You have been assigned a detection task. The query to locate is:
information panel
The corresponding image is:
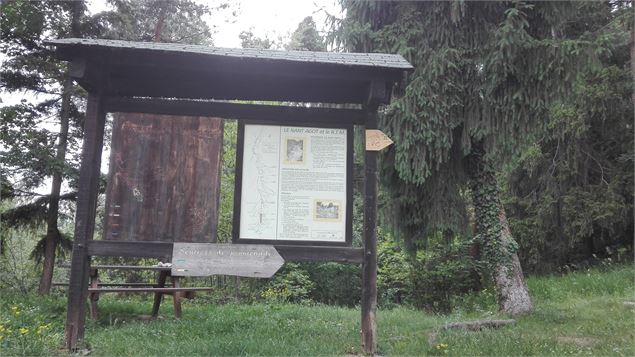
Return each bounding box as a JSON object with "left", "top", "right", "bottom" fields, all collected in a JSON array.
[{"left": 238, "top": 124, "right": 349, "bottom": 243}]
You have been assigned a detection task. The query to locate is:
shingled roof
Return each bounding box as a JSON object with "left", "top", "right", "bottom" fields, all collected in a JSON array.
[
  {"left": 47, "top": 38, "right": 413, "bottom": 104},
  {"left": 47, "top": 38, "right": 413, "bottom": 70}
]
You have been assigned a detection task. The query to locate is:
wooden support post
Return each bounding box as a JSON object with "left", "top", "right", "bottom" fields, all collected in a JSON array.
[
  {"left": 361, "top": 108, "right": 379, "bottom": 355},
  {"left": 172, "top": 275, "right": 182, "bottom": 319},
  {"left": 151, "top": 270, "right": 169, "bottom": 318},
  {"left": 65, "top": 92, "right": 106, "bottom": 350},
  {"left": 88, "top": 268, "right": 99, "bottom": 320}
]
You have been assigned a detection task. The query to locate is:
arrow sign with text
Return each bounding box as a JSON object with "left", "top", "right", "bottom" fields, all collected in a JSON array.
[
  {"left": 171, "top": 243, "right": 284, "bottom": 278},
  {"left": 365, "top": 129, "right": 394, "bottom": 151}
]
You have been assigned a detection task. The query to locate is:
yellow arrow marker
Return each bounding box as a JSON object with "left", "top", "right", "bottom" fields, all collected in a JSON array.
[{"left": 365, "top": 129, "right": 394, "bottom": 151}]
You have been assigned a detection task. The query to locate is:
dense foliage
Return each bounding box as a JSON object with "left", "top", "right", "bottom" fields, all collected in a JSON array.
[
  {"left": 1, "top": 0, "right": 93, "bottom": 294},
  {"left": 94, "top": 0, "right": 216, "bottom": 44},
  {"left": 0, "top": 0, "right": 632, "bottom": 315},
  {"left": 1, "top": 0, "right": 86, "bottom": 192},
  {"left": 287, "top": 16, "right": 326, "bottom": 51},
  {"left": 504, "top": 25, "right": 634, "bottom": 272},
  {"left": 331, "top": 0, "right": 632, "bottom": 283}
]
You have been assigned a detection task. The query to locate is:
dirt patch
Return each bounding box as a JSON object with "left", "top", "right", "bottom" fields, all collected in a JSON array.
[{"left": 557, "top": 336, "right": 599, "bottom": 347}]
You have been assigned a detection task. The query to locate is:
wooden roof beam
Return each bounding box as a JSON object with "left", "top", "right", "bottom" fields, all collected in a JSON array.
[{"left": 103, "top": 97, "right": 368, "bottom": 125}]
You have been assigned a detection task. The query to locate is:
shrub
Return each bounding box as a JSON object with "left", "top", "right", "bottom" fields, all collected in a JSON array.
[
  {"left": 307, "top": 262, "right": 361, "bottom": 306},
  {"left": 377, "top": 230, "right": 412, "bottom": 307},
  {"left": 261, "top": 263, "right": 315, "bottom": 303},
  {"left": 409, "top": 241, "right": 480, "bottom": 312},
  {"left": 0, "top": 226, "right": 43, "bottom": 293}
]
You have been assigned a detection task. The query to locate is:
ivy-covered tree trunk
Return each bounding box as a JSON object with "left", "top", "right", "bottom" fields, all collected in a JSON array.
[
  {"left": 468, "top": 143, "right": 532, "bottom": 315},
  {"left": 495, "top": 209, "right": 533, "bottom": 315},
  {"left": 38, "top": 1, "right": 82, "bottom": 295}
]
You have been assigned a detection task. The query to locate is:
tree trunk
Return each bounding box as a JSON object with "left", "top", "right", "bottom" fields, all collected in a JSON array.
[
  {"left": 153, "top": 2, "right": 168, "bottom": 42},
  {"left": 495, "top": 209, "right": 533, "bottom": 315},
  {"left": 443, "top": 228, "right": 453, "bottom": 246},
  {"left": 38, "top": 1, "right": 82, "bottom": 295},
  {"left": 468, "top": 142, "right": 533, "bottom": 315},
  {"left": 630, "top": 26, "right": 634, "bottom": 108},
  {"left": 38, "top": 74, "right": 73, "bottom": 295}
]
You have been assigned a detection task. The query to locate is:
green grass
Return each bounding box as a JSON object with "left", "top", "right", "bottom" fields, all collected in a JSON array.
[{"left": 1, "top": 264, "right": 633, "bottom": 356}]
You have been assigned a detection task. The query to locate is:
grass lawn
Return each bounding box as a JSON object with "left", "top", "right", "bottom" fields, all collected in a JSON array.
[{"left": 1, "top": 264, "right": 633, "bottom": 356}]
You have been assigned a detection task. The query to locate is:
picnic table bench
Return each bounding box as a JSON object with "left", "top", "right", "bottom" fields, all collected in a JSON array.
[{"left": 55, "top": 264, "right": 213, "bottom": 319}]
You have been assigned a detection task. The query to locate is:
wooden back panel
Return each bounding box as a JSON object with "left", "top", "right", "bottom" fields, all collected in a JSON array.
[{"left": 103, "top": 113, "right": 223, "bottom": 243}]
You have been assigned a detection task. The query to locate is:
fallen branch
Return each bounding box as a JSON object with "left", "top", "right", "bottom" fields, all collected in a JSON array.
[{"left": 444, "top": 319, "right": 515, "bottom": 331}]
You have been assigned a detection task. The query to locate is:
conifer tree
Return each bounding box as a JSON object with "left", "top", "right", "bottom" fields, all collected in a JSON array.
[
  {"left": 504, "top": 2, "right": 634, "bottom": 272},
  {"left": 95, "top": 0, "right": 215, "bottom": 44},
  {"left": 333, "top": 0, "right": 626, "bottom": 314},
  {"left": 1, "top": 0, "right": 90, "bottom": 294},
  {"left": 239, "top": 30, "right": 275, "bottom": 49},
  {"left": 287, "top": 16, "right": 326, "bottom": 51}
]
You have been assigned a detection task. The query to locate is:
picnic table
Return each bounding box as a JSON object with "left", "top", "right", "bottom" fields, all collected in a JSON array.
[{"left": 55, "top": 264, "right": 213, "bottom": 319}]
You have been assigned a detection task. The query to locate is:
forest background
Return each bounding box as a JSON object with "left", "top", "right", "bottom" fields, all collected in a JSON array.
[{"left": 0, "top": 0, "right": 633, "bottom": 315}]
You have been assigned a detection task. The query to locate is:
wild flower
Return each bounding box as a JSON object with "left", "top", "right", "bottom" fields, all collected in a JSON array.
[
  {"left": 437, "top": 343, "right": 448, "bottom": 350},
  {"left": 19, "top": 327, "right": 29, "bottom": 335},
  {"left": 36, "top": 324, "right": 51, "bottom": 334}
]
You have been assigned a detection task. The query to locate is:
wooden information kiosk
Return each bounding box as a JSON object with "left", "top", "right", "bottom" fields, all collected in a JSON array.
[{"left": 46, "top": 38, "right": 412, "bottom": 353}]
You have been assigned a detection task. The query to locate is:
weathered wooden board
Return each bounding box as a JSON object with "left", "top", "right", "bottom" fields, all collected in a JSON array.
[
  {"left": 104, "top": 113, "right": 223, "bottom": 243},
  {"left": 171, "top": 243, "right": 284, "bottom": 278},
  {"left": 87, "top": 240, "right": 365, "bottom": 263}
]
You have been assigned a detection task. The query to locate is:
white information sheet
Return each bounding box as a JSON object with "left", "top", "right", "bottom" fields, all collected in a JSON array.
[{"left": 239, "top": 124, "right": 347, "bottom": 242}]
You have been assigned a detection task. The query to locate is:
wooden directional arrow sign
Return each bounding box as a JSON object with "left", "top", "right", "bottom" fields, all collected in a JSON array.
[
  {"left": 365, "top": 129, "right": 394, "bottom": 151},
  {"left": 171, "top": 243, "right": 284, "bottom": 278}
]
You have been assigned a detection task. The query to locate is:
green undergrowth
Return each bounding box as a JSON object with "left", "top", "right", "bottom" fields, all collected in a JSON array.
[{"left": 0, "top": 264, "right": 633, "bottom": 356}]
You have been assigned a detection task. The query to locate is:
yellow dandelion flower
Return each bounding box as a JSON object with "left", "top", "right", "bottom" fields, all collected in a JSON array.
[
  {"left": 19, "top": 327, "right": 29, "bottom": 335},
  {"left": 436, "top": 343, "right": 448, "bottom": 350}
]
